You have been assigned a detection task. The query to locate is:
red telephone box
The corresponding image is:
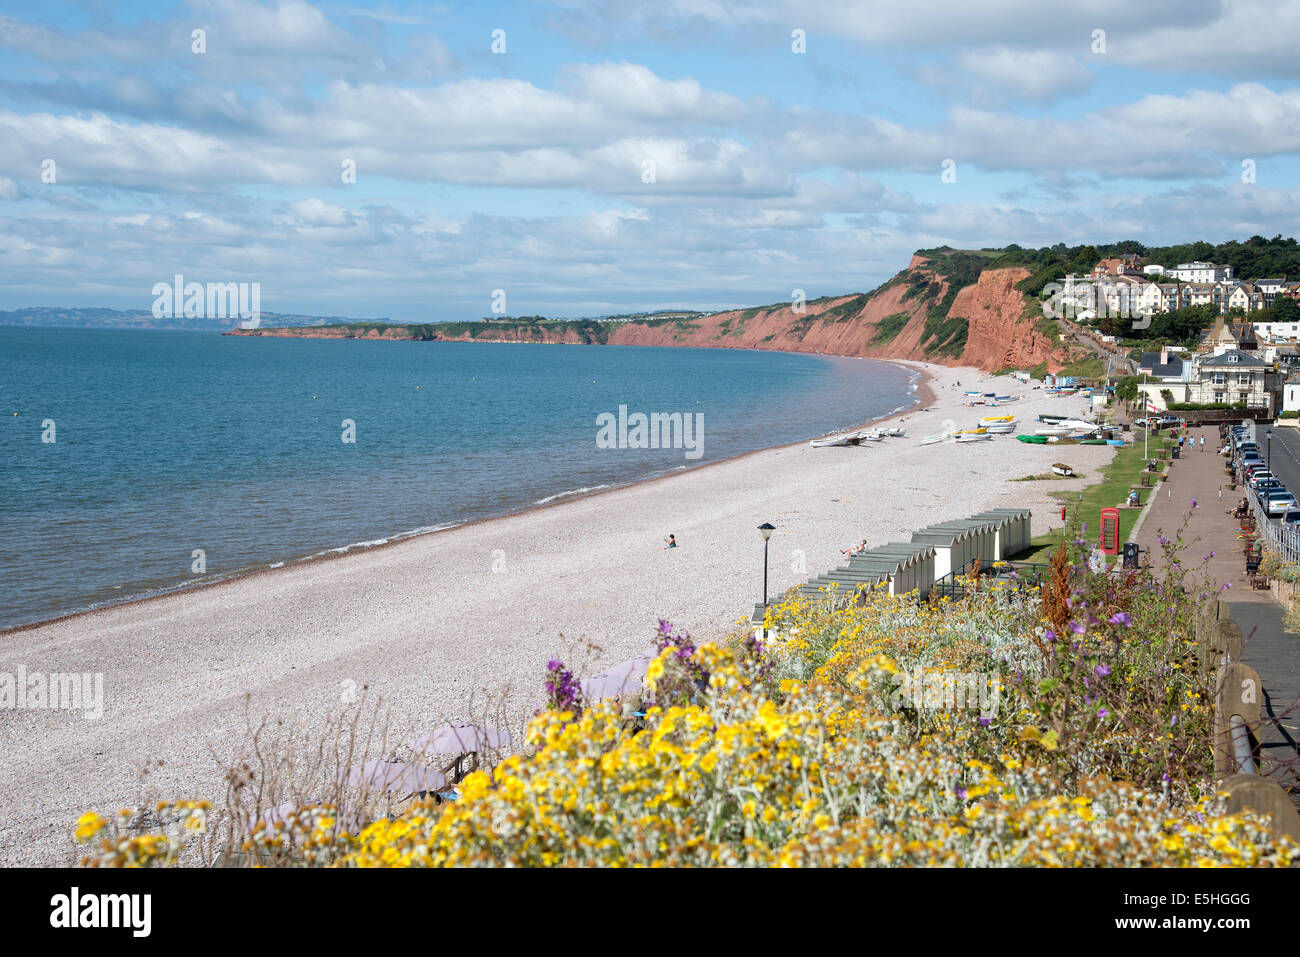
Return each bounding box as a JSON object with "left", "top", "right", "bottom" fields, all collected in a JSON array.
[{"left": 1099, "top": 507, "right": 1120, "bottom": 556}]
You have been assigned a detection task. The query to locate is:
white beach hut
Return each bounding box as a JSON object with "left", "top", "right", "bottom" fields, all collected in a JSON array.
[
  {"left": 970, "top": 508, "right": 1032, "bottom": 559},
  {"left": 910, "top": 524, "right": 981, "bottom": 580}
]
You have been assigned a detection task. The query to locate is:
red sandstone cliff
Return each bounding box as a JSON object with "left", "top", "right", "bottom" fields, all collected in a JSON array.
[{"left": 226, "top": 254, "right": 1074, "bottom": 372}]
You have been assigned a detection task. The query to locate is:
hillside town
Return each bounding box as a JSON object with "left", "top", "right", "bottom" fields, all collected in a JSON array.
[{"left": 1057, "top": 255, "right": 1300, "bottom": 325}]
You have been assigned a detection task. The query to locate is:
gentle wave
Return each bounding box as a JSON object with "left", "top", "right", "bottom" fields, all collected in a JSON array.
[{"left": 535, "top": 484, "right": 613, "bottom": 505}]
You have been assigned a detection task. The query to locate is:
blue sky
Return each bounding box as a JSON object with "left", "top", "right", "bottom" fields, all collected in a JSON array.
[{"left": 2, "top": 0, "right": 1300, "bottom": 321}]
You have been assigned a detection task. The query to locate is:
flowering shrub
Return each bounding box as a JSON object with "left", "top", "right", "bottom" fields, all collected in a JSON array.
[
  {"left": 544, "top": 659, "right": 582, "bottom": 713},
  {"left": 75, "top": 530, "right": 1293, "bottom": 867}
]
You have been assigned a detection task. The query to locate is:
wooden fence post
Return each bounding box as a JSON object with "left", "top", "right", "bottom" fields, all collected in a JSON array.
[
  {"left": 1200, "top": 618, "right": 1243, "bottom": 677},
  {"left": 1221, "top": 774, "right": 1300, "bottom": 845},
  {"left": 1214, "top": 662, "right": 1262, "bottom": 777}
]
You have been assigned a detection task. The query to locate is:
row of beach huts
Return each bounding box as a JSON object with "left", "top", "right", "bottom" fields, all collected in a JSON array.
[{"left": 754, "top": 508, "right": 1033, "bottom": 618}]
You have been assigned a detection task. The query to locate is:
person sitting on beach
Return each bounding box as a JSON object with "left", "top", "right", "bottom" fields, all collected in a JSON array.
[
  {"left": 842, "top": 539, "right": 867, "bottom": 558},
  {"left": 662, "top": 534, "right": 677, "bottom": 549}
]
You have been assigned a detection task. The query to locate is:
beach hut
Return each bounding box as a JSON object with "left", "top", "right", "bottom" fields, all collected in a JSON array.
[
  {"left": 911, "top": 523, "right": 983, "bottom": 579},
  {"left": 798, "top": 568, "right": 890, "bottom": 607},
  {"left": 847, "top": 542, "right": 936, "bottom": 598},
  {"left": 928, "top": 518, "right": 1000, "bottom": 568},
  {"left": 969, "top": 508, "right": 1032, "bottom": 558}
]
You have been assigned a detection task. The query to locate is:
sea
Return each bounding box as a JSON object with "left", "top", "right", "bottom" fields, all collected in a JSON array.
[{"left": 0, "top": 327, "right": 918, "bottom": 630}]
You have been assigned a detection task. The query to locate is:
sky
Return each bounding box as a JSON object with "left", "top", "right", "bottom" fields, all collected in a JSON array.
[{"left": 2, "top": 0, "right": 1300, "bottom": 321}]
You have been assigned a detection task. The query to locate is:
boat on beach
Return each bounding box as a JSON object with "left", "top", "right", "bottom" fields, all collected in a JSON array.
[
  {"left": 956, "top": 433, "right": 992, "bottom": 443},
  {"left": 1035, "top": 426, "right": 1074, "bottom": 436},
  {"left": 1017, "top": 435, "right": 1048, "bottom": 444},
  {"left": 1058, "top": 419, "right": 1099, "bottom": 432},
  {"left": 810, "top": 434, "right": 856, "bottom": 447},
  {"left": 920, "top": 433, "right": 951, "bottom": 445},
  {"left": 1051, "top": 463, "right": 1076, "bottom": 476},
  {"left": 984, "top": 423, "right": 1018, "bottom": 434}
]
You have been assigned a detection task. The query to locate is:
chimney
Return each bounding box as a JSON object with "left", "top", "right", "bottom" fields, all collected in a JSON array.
[{"left": 1160, "top": 345, "right": 1169, "bottom": 366}]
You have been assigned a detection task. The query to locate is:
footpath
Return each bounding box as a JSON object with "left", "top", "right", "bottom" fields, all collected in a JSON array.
[{"left": 1132, "top": 426, "right": 1300, "bottom": 803}]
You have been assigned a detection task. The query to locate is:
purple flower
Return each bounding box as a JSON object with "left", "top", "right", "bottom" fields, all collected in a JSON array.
[
  {"left": 545, "top": 659, "right": 583, "bottom": 713},
  {"left": 1192, "top": 498, "right": 1198, "bottom": 508},
  {"left": 1109, "top": 612, "right": 1131, "bottom": 627},
  {"left": 1069, "top": 621, "right": 1086, "bottom": 635},
  {"left": 977, "top": 717, "right": 991, "bottom": 727},
  {"left": 1095, "top": 663, "right": 1111, "bottom": 677},
  {"left": 1043, "top": 629, "right": 1057, "bottom": 643},
  {"left": 955, "top": 786, "right": 968, "bottom": 800},
  {"left": 1097, "top": 707, "right": 1109, "bottom": 718}
]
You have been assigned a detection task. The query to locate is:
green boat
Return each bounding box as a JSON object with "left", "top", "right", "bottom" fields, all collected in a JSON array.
[
  {"left": 1017, "top": 435, "right": 1048, "bottom": 444},
  {"left": 1079, "top": 439, "right": 1108, "bottom": 445}
]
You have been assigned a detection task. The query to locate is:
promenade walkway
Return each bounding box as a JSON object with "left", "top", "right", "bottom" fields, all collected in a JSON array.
[
  {"left": 1131, "top": 425, "right": 1300, "bottom": 804},
  {"left": 1131, "top": 425, "right": 1271, "bottom": 600}
]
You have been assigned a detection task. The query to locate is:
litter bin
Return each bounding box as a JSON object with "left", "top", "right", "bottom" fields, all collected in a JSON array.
[
  {"left": 1172, "top": 446, "right": 1180, "bottom": 459},
  {"left": 1122, "top": 542, "right": 1140, "bottom": 569}
]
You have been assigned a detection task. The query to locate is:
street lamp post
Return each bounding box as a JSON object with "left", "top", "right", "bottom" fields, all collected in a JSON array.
[
  {"left": 757, "top": 523, "right": 775, "bottom": 607},
  {"left": 1267, "top": 428, "right": 1273, "bottom": 474}
]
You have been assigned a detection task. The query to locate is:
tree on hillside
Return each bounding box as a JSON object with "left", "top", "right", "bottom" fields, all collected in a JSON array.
[{"left": 1273, "top": 297, "right": 1300, "bottom": 325}]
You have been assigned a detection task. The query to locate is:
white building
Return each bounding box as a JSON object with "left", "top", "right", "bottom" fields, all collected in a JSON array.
[
  {"left": 1284, "top": 372, "right": 1300, "bottom": 415},
  {"left": 1170, "top": 262, "right": 1233, "bottom": 283},
  {"left": 1143, "top": 264, "right": 1166, "bottom": 277},
  {"left": 1256, "top": 321, "right": 1300, "bottom": 342}
]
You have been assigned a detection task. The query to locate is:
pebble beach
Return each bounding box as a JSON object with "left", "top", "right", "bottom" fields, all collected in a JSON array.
[{"left": 0, "top": 359, "right": 1117, "bottom": 864}]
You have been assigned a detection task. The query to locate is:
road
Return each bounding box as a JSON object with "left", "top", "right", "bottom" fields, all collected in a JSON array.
[{"left": 1257, "top": 426, "right": 1300, "bottom": 514}]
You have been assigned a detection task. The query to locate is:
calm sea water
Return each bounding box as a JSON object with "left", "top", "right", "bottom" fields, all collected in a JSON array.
[{"left": 0, "top": 328, "right": 917, "bottom": 629}]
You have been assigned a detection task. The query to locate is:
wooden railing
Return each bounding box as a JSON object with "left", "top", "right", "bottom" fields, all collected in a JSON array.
[{"left": 1198, "top": 600, "right": 1300, "bottom": 842}]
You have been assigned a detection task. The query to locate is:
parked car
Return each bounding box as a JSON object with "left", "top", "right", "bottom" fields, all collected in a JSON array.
[
  {"left": 1249, "top": 470, "right": 1277, "bottom": 489},
  {"left": 1266, "top": 489, "right": 1297, "bottom": 516},
  {"left": 1282, "top": 509, "right": 1300, "bottom": 525},
  {"left": 1241, "top": 458, "right": 1265, "bottom": 475},
  {"left": 1255, "top": 482, "right": 1283, "bottom": 501}
]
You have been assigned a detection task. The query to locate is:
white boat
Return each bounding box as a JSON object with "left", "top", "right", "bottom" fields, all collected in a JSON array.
[
  {"left": 882, "top": 426, "right": 905, "bottom": 437},
  {"left": 1058, "top": 419, "right": 1099, "bottom": 432},
  {"left": 1051, "top": 463, "right": 1076, "bottom": 477},
  {"left": 920, "top": 433, "right": 951, "bottom": 445},
  {"left": 984, "top": 423, "right": 1018, "bottom": 434},
  {"left": 811, "top": 434, "right": 855, "bottom": 447},
  {"left": 956, "top": 433, "right": 992, "bottom": 443},
  {"left": 855, "top": 431, "right": 884, "bottom": 442},
  {"left": 1035, "top": 426, "right": 1073, "bottom": 436}
]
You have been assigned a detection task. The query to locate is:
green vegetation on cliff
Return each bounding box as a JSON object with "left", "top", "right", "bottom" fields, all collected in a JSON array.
[{"left": 869, "top": 312, "right": 910, "bottom": 344}]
